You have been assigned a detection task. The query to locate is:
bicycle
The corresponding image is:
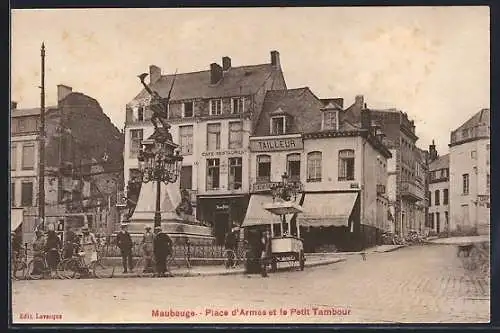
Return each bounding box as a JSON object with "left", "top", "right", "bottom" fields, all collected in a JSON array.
[
  {"left": 11, "top": 250, "right": 28, "bottom": 280},
  {"left": 224, "top": 246, "right": 246, "bottom": 269},
  {"left": 27, "top": 249, "right": 63, "bottom": 280},
  {"left": 58, "top": 243, "right": 115, "bottom": 279}
]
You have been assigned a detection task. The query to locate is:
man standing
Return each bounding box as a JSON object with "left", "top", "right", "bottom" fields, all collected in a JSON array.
[
  {"left": 260, "top": 230, "right": 272, "bottom": 277},
  {"left": 31, "top": 229, "right": 45, "bottom": 275},
  {"left": 45, "top": 224, "right": 61, "bottom": 278},
  {"left": 224, "top": 227, "right": 238, "bottom": 268},
  {"left": 153, "top": 226, "right": 172, "bottom": 277},
  {"left": 141, "top": 226, "right": 154, "bottom": 273},
  {"left": 64, "top": 226, "right": 77, "bottom": 259},
  {"left": 116, "top": 223, "right": 133, "bottom": 273}
]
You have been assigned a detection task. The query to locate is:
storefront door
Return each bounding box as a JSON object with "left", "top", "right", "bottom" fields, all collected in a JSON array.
[{"left": 214, "top": 212, "right": 230, "bottom": 245}]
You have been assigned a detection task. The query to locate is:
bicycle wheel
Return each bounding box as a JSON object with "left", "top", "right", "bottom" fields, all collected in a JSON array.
[
  {"left": 13, "top": 259, "right": 27, "bottom": 280},
  {"left": 58, "top": 258, "right": 80, "bottom": 279},
  {"left": 224, "top": 250, "right": 236, "bottom": 269},
  {"left": 27, "top": 258, "right": 45, "bottom": 280},
  {"left": 93, "top": 259, "right": 115, "bottom": 279}
]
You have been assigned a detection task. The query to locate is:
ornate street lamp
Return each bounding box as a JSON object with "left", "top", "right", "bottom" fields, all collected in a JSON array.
[
  {"left": 270, "top": 172, "right": 300, "bottom": 202},
  {"left": 136, "top": 72, "right": 183, "bottom": 229}
]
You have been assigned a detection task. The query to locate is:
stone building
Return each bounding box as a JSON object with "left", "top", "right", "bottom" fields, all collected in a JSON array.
[
  {"left": 243, "top": 88, "right": 391, "bottom": 251},
  {"left": 344, "top": 96, "right": 427, "bottom": 237},
  {"left": 427, "top": 141, "right": 450, "bottom": 234},
  {"left": 10, "top": 85, "right": 123, "bottom": 241},
  {"left": 124, "top": 51, "right": 286, "bottom": 244},
  {"left": 449, "top": 108, "right": 490, "bottom": 235}
]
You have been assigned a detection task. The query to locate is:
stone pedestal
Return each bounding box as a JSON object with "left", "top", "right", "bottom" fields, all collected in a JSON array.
[{"left": 126, "top": 181, "right": 214, "bottom": 245}]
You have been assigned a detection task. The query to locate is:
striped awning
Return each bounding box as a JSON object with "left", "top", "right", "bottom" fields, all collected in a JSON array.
[
  {"left": 298, "top": 192, "right": 358, "bottom": 227},
  {"left": 242, "top": 194, "right": 282, "bottom": 227}
]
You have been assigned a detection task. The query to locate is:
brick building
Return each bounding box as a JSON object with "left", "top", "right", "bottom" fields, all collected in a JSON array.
[{"left": 243, "top": 88, "right": 391, "bottom": 251}]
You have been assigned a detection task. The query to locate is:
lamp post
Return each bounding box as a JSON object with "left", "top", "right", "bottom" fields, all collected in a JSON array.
[{"left": 270, "top": 172, "right": 300, "bottom": 203}]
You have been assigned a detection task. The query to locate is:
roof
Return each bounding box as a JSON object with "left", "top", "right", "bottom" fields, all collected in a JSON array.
[
  {"left": 131, "top": 63, "right": 278, "bottom": 103},
  {"left": 11, "top": 106, "right": 58, "bottom": 118},
  {"left": 254, "top": 87, "right": 325, "bottom": 136},
  {"left": 321, "top": 98, "right": 344, "bottom": 109},
  {"left": 429, "top": 153, "right": 449, "bottom": 171},
  {"left": 453, "top": 108, "right": 490, "bottom": 132}
]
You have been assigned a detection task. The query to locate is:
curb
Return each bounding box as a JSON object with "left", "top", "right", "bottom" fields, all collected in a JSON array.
[{"left": 371, "top": 245, "right": 407, "bottom": 253}]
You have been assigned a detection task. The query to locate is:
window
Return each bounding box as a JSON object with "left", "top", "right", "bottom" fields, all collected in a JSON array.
[
  {"left": 471, "top": 150, "right": 477, "bottom": 159},
  {"left": 427, "top": 191, "right": 432, "bottom": 205},
  {"left": 257, "top": 155, "right": 271, "bottom": 182},
  {"left": 137, "top": 106, "right": 144, "bottom": 121},
  {"left": 18, "top": 118, "right": 27, "bottom": 132},
  {"left": 180, "top": 166, "right": 192, "bottom": 190},
  {"left": 462, "top": 174, "right": 469, "bottom": 195},
  {"left": 487, "top": 174, "right": 490, "bottom": 194},
  {"left": 428, "top": 213, "right": 434, "bottom": 229},
  {"left": 209, "top": 99, "right": 222, "bottom": 115},
  {"left": 10, "top": 144, "right": 16, "bottom": 171},
  {"left": 179, "top": 125, "right": 193, "bottom": 155},
  {"left": 228, "top": 121, "right": 243, "bottom": 149},
  {"left": 11, "top": 182, "right": 15, "bottom": 207},
  {"left": 323, "top": 111, "right": 338, "bottom": 130},
  {"left": 183, "top": 102, "right": 194, "bottom": 118},
  {"left": 443, "top": 189, "right": 449, "bottom": 205},
  {"left": 270, "top": 116, "right": 286, "bottom": 135},
  {"left": 436, "top": 212, "right": 440, "bottom": 229},
  {"left": 21, "top": 181, "right": 33, "bottom": 206},
  {"left": 307, "top": 152, "right": 322, "bottom": 182},
  {"left": 440, "top": 169, "right": 447, "bottom": 178},
  {"left": 22, "top": 144, "right": 35, "bottom": 170},
  {"left": 287, "top": 153, "right": 301, "bottom": 181},
  {"left": 206, "top": 158, "right": 220, "bottom": 190},
  {"left": 445, "top": 211, "right": 449, "bottom": 227},
  {"left": 461, "top": 204, "right": 469, "bottom": 225},
  {"left": 129, "top": 129, "right": 143, "bottom": 158},
  {"left": 462, "top": 128, "right": 469, "bottom": 139},
  {"left": 228, "top": 157, "right": 242, "bottom": 190},
  {"left": 338, "top": 149, "right": 355, "bottom": 181},
  {"left": 434, "top": 190, "right": 440, "bottom": 206},
  {"left": 231, "top": 97, "right": 244, "bottom": 114},
  {"left": 207, "top": 123, "right": 221, "bottom": 151}
]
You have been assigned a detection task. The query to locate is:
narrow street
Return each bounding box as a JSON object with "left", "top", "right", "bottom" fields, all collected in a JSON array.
[{"left": 12, "top": 244, "right": 489, "bottom": 324}]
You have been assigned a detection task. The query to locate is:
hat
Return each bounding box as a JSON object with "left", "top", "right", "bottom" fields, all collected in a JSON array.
[
  {"left": 82, "top": 225, "right": 89, "bottom": 231},
  {"left": 145, "top": 226, "right": 152, "bottom": 230},
  {"left": 154, "top": 226, "right": 162, "bottom": 230},
  {"left": 120, "top": 222, "right": 129, "bottom": 227}
]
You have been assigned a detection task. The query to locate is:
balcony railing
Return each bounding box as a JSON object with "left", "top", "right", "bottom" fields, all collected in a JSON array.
[{"left": 400, "top": 181, "right": 425, "bottom": 202}]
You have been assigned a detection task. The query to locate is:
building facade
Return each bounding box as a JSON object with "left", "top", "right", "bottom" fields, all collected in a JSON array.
[
  {"left": 244, "top": 88, "right": 391, "bottom": 251},
  {"left": 449, "top": 108, "right": 490, "bottom": 234},
  {"left": 344, "top": 96, "right": 427, "bottom": 237},
  {"left": 124, "top": 51, "right": 287, "bottom": 244},
  {"left": 427, "top": 142, "right": 449, "bottom": 234},
  {"left": 10, "top": 85, "right": 123, "bottom": 240}
]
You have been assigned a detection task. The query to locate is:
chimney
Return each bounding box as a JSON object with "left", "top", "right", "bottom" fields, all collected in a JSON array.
[
  {"left": 361, "top": 107, "right": 371, "bottom": 130},
  {"left": 149, "top": 65, "right": 161, "bottom": 85},
  {"left": 222, "top": 57, "right": 231, "bottom": 71},
  {"left": 11, "top": 101, "right": 17, "bottom": 110},
  {"left": 429, "top": 140, "right": 438, "bottom": 162},
  {"left": 355, "top": 95, "right": 364, "bottom": 108},
  {"left": 271, "top": 50, "right": 281, "bottom": 69},
  {"left": 210, "top": 63, "right": 223, "bottom": 84},
  {"left": 57, "top": 84, "right": 73, "bottom": 102}
]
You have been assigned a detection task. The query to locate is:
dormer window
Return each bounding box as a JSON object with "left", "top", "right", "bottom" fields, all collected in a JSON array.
[
  {"left": 322, "top": 111, "right": 339, "bottom": 130},
  {"left": 137, "top": 106, "right": 144, "bottom": 121},
  {"left": 183, "top": 101, "right": 194, "bottom": 118},
  {"left": 270, "top": 116, "right": 286, "bottom": 135},
  {"left": 231, "top": 97, "right": 244, "bottom": 114},
  {"left": 210, "top": 99, "right": 222, "bottom": 115}
]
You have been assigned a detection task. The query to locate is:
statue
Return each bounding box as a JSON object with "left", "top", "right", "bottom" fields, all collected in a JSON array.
[
  {"left": 175, "top": 188, "right": 193, "bottom": 217},
  {"left": 138, "top": 71, "right": 177, "bottom": 133}
]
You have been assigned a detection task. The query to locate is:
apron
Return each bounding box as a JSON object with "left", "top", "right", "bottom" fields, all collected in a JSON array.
[{"left": 81, "top": 234, "right": 97, "bottom": 264}]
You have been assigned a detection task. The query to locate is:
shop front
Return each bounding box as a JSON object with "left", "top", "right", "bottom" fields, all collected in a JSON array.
[{"left": 197, "top": 194, "right": 250, "bottom": 245}]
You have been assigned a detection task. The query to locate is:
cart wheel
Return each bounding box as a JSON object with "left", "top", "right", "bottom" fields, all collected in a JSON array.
[
  {"left": 271, "top": 258, "right": 278, "bottom": 273},
  {"left": 299, "top": 251, "right": 305, "bottom": 271}
]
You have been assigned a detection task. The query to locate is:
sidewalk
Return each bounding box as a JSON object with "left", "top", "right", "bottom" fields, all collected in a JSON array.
[
  {"left": 305, "top": 244, "right": 406, "bottom": 258},
  {"left": 426, "top": 235, "right": 490, "bottom": 245},
  {"left": 110, "top": 255, "right": 346, "bottom": 279}
]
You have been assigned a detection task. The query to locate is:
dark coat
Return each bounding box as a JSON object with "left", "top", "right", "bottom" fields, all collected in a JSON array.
[
  {"left": 154, "top": 232, "right": 173, "bottom": 258},
  {"left": 116, "top": 231, "right": 133, "bottom": 251},
  {"left": 45, "top": 231, "right": 61, "bottom": 251},
  {"left": 224, "top": 232, "right": 237, "bottom": 250}
]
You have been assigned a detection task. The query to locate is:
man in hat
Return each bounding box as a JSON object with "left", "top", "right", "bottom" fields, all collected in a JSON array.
[
  {"left": 116, "top": 223, "right": 133, "bottom": 273},
  {"left": 141, "top": 226, "right": 154, "bottom": 273},
  {"left": 153, "top": 226, "right": 172, "bottom": 277},
  {"left": 45, "top": 223, "right": 61, "bottom": 277},
  {"left": 31, "top": 229, "right": 45, "bottom": 275}
]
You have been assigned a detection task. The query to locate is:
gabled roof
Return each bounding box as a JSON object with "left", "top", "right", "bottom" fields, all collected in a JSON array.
[
  {"left": 131, "top": 64, "right": 278, "bottom": 104},
  {"left": 429, "top": 153, "right": 449, "bottom": 171},
  {"left": 453, "top": 108, "right": 490, "bottom": 132},
  {"left": 11, "top": 106, "right": 58, "bottom": 118}
]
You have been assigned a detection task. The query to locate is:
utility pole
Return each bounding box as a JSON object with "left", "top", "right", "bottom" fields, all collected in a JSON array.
[{"left": 38, "top": 42, "right": 46, "bottom": 230}]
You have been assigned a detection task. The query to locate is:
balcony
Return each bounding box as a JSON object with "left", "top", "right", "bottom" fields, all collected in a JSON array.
[{"left": 400, "top": 181, "right": 425, "bottom": 202}]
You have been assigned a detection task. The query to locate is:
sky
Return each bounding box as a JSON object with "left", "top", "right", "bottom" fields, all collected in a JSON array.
[{"left": 11, "top": 7, "right": 490, "bottom": 154}]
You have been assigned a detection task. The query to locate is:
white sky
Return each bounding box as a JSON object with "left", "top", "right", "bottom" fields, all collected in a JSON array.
[{"left": 11, "top": 7, "right": 490, "bottom": 154}]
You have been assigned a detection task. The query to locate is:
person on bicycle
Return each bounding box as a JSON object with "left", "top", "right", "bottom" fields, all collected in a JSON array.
[
  {"left": 116, "top": 222, "right": 133, "bottom": 273},
  {"left": 153, "top": 226, "right": 172, "bottom": 277},
  {"left": 141, "top": 226, "right": 154, "bottom": 273},
  {"left": 81, "top": 225, "right": 97, "bottom": 268},
  {"left": 224, "top": 228, "right": 238, "bottom": 268},
  {"left": 32, "top": 229, "right": 45, "bottom": 275},
  {"left": 45, "top": 224, "right": 61, "bottom": 278}
]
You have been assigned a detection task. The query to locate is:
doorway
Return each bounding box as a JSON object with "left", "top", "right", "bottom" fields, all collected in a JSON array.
[{"left": 214, "top": 212, "right": 230, "bottom": 245}]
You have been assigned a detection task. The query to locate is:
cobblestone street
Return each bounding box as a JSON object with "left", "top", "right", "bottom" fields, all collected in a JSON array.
[{"left": 11, "top": 244, "right": 490, "bottom": 324}]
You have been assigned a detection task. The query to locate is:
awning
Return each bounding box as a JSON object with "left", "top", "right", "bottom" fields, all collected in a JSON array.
[
  {"left": 242, "top": 194, "right": 282, "bottom": 227},
  {"left": 298, "top": 192, "right": 358, "bottom": 227},
  {"left": 263, "top": 201, "right": 303, "bottom": 215},
  {"left": 11, "top": 208, "right": 23, "bottom": 232}
]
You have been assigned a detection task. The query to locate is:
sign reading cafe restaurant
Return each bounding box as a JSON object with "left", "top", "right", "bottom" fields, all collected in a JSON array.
[{"left": 249, "top": 135, "right": 303, "bottom": 152}]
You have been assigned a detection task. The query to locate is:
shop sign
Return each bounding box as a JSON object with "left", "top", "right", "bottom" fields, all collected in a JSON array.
[
  {"left": 201, "top": 150, "right": 246, "bottom": 157},
  {"left": 251, "top": 182, "right": 280, "bottom": 192},
  {"left": 216, "top": 203, "right": 230, "bottom": 210},
  {"left": 250, "top": 137, "right": 303, "bottom": 152}
]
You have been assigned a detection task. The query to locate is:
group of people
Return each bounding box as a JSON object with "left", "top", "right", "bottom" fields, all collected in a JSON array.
[{"left": 115, "top": 223, "right": 173, "bottom": 277}]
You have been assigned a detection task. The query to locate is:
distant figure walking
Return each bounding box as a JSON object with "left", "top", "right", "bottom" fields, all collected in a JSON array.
[
  {"left": 153, "top": 226, "right": 173, "bottom": 277},
  {"left": 116, "top": 223, "right": 133, "bottom": 273}
]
